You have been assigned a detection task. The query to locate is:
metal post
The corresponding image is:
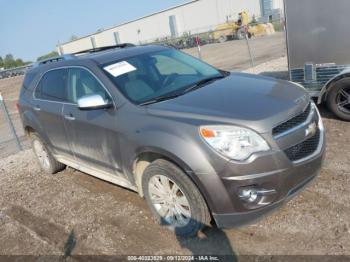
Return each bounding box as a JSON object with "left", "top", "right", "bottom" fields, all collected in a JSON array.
[
  {"left": 0, "top": 93, "right": 22, "bottom": 151},
  {"left": 245, "top": 31, "right": 255, "bottom": 68},
  {"left": 195, "top": 36, "right": 202, "bottom": 60},
  {"left": 197, "top": 45, "right": 202, "bottom": 60}
]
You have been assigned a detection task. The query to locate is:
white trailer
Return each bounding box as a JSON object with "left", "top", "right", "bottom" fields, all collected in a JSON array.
[{"left": 285, "top": 0, "right": 350, "bottom": 121}]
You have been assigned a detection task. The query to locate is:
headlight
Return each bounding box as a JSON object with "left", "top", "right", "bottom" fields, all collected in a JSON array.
[{"left": 200, "top": 126, "right": 270, "bottom": 161}]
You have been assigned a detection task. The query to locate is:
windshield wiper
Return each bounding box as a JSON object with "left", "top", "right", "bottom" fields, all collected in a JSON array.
[
  {"left": 139, "top": 92, "right": 184, "bottom": 106},
  {"left": 139, "top": 74, "right": 228, "bottom": 106},
  {"left": 182, "top": 75, "right": 226, "bottom": 94}
]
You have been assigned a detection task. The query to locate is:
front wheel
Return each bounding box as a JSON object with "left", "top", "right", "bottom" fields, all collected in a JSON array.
[
  {"left": 218, "top": 35, "right": 227, "bottom": 43},
  {"left": 327, "top": 80, "right": 350, "bottom": 121},
  {"left": 142, "top": 159, "right": 211, "bottom": 237}
]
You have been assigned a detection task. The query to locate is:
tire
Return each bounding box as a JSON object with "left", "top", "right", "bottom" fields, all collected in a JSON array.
[
  {"left": 142, "top": 159, "right": 211, "bottom": 237},
  {"left": 31, "top": 133, "right": 66, "bottom": 174},
  {"left": 236, "top": 29, "right": 246, "bottom": 40},
  {"left": 326, "top": 80, "right": 350, "bottom": 121},
  {"left": 218, "top": 35, "right": 227, "bottom": 43}
]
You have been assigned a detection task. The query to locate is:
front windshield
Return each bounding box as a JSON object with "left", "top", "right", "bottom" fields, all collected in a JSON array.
[{"left": 101, "top": 49, "right": 222, "bottom": 104}]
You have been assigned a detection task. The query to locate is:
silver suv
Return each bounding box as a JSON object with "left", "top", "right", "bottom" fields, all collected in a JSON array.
[{"left": 18, "top": 44, "right": 325, "bottom": 236}]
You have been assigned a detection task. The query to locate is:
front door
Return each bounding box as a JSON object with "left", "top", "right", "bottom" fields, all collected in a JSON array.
[{"left": 62, "top": 67, "right": 123, "bottom": 177}]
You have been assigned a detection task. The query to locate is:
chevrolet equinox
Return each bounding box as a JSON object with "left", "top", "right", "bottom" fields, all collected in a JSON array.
[{"left": 18, "top": 44, "right": 325, "bottom": 236}]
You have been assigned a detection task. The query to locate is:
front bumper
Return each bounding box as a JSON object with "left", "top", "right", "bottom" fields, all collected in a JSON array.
[
  {"left": 213, "top": 167, "right": 320, "bottom": 228},
  {"left": 209, "top": 103, "right": 326, "bottom": 228}
]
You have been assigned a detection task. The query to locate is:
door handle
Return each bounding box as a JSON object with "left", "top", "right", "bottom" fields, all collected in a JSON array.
[
  {"left": 34, "top": 105, "right": 41, "bottom": 111},
  {"left": 64, "top": 114, "right": 75, "bottom": 121}
]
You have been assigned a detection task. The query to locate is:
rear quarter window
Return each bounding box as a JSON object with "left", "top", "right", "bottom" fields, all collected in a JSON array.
[{"left": 22, "top": 72, "right": 36, "bottom": 90}]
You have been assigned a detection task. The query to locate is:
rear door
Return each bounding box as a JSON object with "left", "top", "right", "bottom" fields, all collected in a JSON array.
[
  {"left": 33, "top": 68, "right": 72, "bottom": 157},
  {"left": 62, "top": 67, "right": 123, "bottom": 176}
]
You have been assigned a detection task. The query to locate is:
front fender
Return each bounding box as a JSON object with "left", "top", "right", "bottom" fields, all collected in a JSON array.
[{"left": 121, "top": 129, "right": 233, "bottom": 214}]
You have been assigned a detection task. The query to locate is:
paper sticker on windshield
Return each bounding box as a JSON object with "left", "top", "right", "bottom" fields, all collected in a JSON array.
[{"left": 104, "top": 61, "right": 136, "bottom": 77}]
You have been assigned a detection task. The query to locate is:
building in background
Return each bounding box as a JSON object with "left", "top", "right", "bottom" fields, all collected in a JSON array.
[
  {"left": 260, "top": 0, "right": 284, "bottom": 22},
  {"left": 260, "top": 0, "right": 273, "bottom": 17},
  {"left": 58, "top": 0, "right": 263, "bottom": 54}
]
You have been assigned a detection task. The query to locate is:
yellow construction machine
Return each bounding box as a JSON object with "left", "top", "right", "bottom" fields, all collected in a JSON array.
[{"left": 212, "top": 11, "right": 275, "bottom": 43}]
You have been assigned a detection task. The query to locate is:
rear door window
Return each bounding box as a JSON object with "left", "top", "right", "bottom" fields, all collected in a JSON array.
[{"left": 35, "top": 69, "right": 67, "bottom": 102}]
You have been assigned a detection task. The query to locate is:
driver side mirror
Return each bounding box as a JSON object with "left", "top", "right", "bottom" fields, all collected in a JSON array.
[{"left": 77, "top": 94, "right": 113, "bottom": 110}]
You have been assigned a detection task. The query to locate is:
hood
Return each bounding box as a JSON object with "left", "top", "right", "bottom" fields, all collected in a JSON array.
[{"left": 146, "top": 73, "right": 310, "bottom": 133}]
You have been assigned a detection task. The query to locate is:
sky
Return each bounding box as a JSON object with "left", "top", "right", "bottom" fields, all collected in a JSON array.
[{"left": 0, "top": 0, "right": 188, "bottom": 62}]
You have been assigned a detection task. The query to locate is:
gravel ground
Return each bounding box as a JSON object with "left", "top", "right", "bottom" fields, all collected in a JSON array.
[{"left": 0, "top": 54, "right": 349, "bottom": 257}]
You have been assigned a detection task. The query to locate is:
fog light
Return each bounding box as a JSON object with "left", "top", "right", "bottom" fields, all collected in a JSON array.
[
  {"left": 239, "top": 188, "right": 259, "bottom": 203},
  {"left": 238, "top": 187, "right": 277, "bottom": 204}
]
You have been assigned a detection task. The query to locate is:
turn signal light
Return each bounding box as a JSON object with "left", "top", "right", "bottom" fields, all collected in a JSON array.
[{"left": 200, "top": 128, "right": 215, "bottom": 138}]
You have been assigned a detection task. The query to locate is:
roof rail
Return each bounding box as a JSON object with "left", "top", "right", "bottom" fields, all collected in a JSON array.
[
  {"left": 33, "top": 54, "right": 76, "bottom": 68},
  {"left": 73, "top": 43, "right": 136, "bottom": 55}
]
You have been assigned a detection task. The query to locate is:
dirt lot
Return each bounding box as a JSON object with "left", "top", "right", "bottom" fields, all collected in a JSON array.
[{"left": 0, "top": 35, "right": 349, "bottom": 258}]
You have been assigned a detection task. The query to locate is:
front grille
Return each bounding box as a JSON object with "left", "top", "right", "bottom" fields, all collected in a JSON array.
[
  {"left": 284, "top": 130, "right": 320, "bottom": 162},
  {"left": 273, "top": 103, "right": 311, "bottom": 136}
]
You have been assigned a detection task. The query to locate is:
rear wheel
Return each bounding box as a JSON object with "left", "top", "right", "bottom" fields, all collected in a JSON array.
[
  {"left": 327, "top": 80, "right": 350, "bottom": 121},
  {"left": 142, "top": 159, "right": 211, "bottom": 237},
  {"left": 31, "top": 133, "right": 66, "bottom": 174}
]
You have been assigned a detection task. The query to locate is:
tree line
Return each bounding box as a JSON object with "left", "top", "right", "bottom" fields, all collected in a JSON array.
[
  {"left": 0, "top": 51, "right": 60, "bottom": 70},
  {"left": 0, "top": 54, "right": 31, "bottom": 70}
]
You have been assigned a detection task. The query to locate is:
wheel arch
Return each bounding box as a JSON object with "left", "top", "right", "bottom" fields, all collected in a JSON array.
[
  {"left": 132, "top": 147, "right": 194, "bottom": 196},
  {"left": 24, "top": 125, "right": 36, "bottom": 136},
  {"left": 131, "top": 147, "right": 213, "bottom": 215},
  {"left": 21, "top": 110, "right": 50, "bottom": 142},
  {"left": 318, "top": 72, "right": 350, "bottom": 104}
]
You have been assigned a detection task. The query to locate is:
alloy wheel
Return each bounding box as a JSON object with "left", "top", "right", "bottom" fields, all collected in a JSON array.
[
  {"left": 336, "top": 87, "right": 350, "bottom": 114},
  {"left": 148, "top": 175, "right": 191, "bottom": 227}
]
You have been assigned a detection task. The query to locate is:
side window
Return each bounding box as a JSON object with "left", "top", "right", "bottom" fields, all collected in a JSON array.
[
  {"left": 153, "top": 55, "right": 197, "bottom": 75},
  {"left": 35, "top": 69, "right": 67, "bottom": 102},
  {"left": 22, "top": 73, "right": 36, "bottom": 90},
  {"left": 67, "top": 68, "right": 111, "bottom": 103}
]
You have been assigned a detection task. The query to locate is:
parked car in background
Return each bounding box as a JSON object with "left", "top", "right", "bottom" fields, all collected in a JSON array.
[
  {"left": 18, "top": 44, "right": 325, "bottom": 236},
  {"left": 0, "top": 66, "right": 29, "bottom": 79}
]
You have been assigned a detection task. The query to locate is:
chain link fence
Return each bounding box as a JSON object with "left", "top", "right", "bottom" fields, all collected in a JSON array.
[
  {"left": 0, "top": 78, "right": 30, "bottom": 159},
  {"left": 136, "top": 18, "right": 287, "bottom": 71},
  {"left": 138, "top": 19, "right": 288, "bottom": 74}
]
